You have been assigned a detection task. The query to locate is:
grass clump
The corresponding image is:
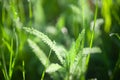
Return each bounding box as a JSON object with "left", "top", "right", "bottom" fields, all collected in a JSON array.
[{"left": 0, "top": 0, "right": 120, "bottom": 80}]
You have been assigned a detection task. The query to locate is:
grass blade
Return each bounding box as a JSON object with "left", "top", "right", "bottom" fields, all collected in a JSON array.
[
  {"left": 22, "top": 61, "right": 25, "bottom": 80},
  {"left": 41, "top": 49, "right": 52, "bottom": 80},
  {"left": 86, "top": 0, "right": 98, "bottom": 72},
  {"left": 27, "top": 39, "right": 49, "bottom": 67},
  {"left": 1, "top": 50, "right": 9, "bottom": 80},
  {"left": 69, "top": 29, "right": 85, "bottom": 67},
  {"left": 23, "top": 27, "right": 64, "bottom": 64},
  {"left": 46, "top": 63, "right": 62, "bottom": 73}
]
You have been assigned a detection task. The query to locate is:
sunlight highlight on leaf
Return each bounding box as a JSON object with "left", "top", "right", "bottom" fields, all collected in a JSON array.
[
  {"left": 83, "top": 47, "right": 101, "bottom": 54},
  {"left": 46, "top": 63, "right": 62, "bottom": 73}
]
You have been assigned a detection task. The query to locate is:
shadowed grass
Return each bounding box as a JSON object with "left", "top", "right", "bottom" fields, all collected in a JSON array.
[{"left": 86, "top": 0, "right": 98, "bottom": 70}]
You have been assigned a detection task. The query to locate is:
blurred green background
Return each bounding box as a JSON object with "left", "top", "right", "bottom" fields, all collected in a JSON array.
[{"left": 0, "top": 0, "right": 120, "bottom": 80}]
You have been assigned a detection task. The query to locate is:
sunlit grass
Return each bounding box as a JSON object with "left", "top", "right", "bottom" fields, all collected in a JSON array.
[{"left": 0, "top": 0, "right": 120, "bottom": 80}]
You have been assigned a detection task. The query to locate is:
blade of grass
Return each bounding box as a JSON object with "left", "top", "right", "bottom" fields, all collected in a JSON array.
[
  {"left": 86, "top": 0, "right": 98, "bottom": 70},
  {"left": 28, "top": 0, "right": 32, "bottom": 19},
  {"left": 41, "top": 49, "right": 52, "bottom": 80},
  {"left": 109, "top": 33, "right": 120, "bottom": 40},
  {"left": 69, "top": 29, "right": 85, "bottom": 67},
  {"left": 110, "top": 33, "right": 120, "bottom": 80},
  {"left": 22, "top": 61, "right": 25, "bottom": 80},
  {"left": 65, "top": 29, "right": 85, "bottom": 80},
  {"left": 28, "top": 0, "right": 32, "bottom": 27},
  {"left": 23, "top": 27, "right": 64, "bottom": 63},
  {"left": 1, "top": 49, "right": 9, "bottom": 80},
  {"left": 2, "top": 38, "right": 13, "bottom": 79},
  {"left": 81, "top": 0, "right": 85, "bottom": 28},
  {"left": 46, "top": 63, "right": 62, "bottom": 73},
  {"left": 2, "top": 1, "right": 5, "bottom": 24},
  {"left": 27, "top": 39, "right": 49, "bottom": 67},
  {"left": 71, "top": 30, "right": 85, "bottom": 79},
  {"left": 9, "top": 39, "right": 13, "bottom": 79}
]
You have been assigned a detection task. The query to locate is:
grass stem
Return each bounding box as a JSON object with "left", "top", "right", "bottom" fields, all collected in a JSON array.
[
  {"left": 2, "top": 50, "right": 10, "bottom": 80},
  {"left": 86, "top": 0, "right": 98, "bottom": 70},
  {"left": 22, "top": 61, "right": 25, "bottom": 80},
  {"left": 41, "top": 49, "right": 52, "bottom": 80}
]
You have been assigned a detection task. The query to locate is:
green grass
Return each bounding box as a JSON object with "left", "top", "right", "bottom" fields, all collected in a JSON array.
[
  {"left": 22, "top": 61, "right": 25, "bottom": 80},
  {"left": 86, "top": 0, "right": 98, "bottom": 72},
  {"left": 23, "top": 27, "right": 101, "bottom": 80},
  {"left": 0, "top": 0, "right": 120, "bottom": 80}
]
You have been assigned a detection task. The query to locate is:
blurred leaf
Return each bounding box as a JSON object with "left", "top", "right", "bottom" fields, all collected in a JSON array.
[
  {"left": 23, "top": 27, "right": 64, "bottom": 64},
  {"left": 56, "top": 15, "right": 65, "bottom": 30},
  {"left": 64, "top": 29, "right": 85, "bottom": 79},
  {"left": 46, "top": 63, "right": 62, "bottom": 73},
  {"left": 66, "top": 29, "right": 85, "bottom": 79},
  {"left": 102, "top": 0, "right": 112, "bottom": 33},
  {"left": 109, "top": 33, "right": 120, "bottom": 40},
  {"left": 45, "top": 26, "right": 57, "bottom": 35},
  {"left": 69, "top": 29, "right": 85, "bottom": 67},
  {"left": 90, "top": 18, "right": 104, "bottom": 33},
  {"left": 1, "top": 27, "right": 11, "bottom": 41},
  {"left": 27, "top": 39, "right": 49, "bottom": 67},
  {"left": 69, "top": 4, "right": 80, "bottom": 15},
  {"left": 33, "top": 0, "right": 45, "bottom": 26},
  {"left": 2, "top": 39, "right": 13, "bottom": 55},
  {"left": 83, "top": 47, "right": 101, "bottom": 54}
]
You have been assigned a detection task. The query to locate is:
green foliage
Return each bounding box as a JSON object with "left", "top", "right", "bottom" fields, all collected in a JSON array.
[
  {"left": 66, "top": 29, "right": 86, "bottom": 80},
  {"left": 46, "top": 63, "right": 62, "bottom": 73},
  {"left": 23, "top": 27, "right": 65, "bottom": 64},
  {"left": 102, "top": 0, "right": 112, "bottom": 33},
  {"left": 110, "top": 33, "right": 120, "bottom": 40},
  {"left": 67, "top": 29, "right": 85, "bottom": 69},
  {"left": 22, "top": 61, "right": 25, "bottom": 80},
  {"left": 27, "top": 39, "right": 49, "bottom": 67},
  {"left": 23, "top": 27, "right": 86, "bottom": 79},
  {"left": 24, "top": 27, "right": 101, "bottom": 80},
  {"left": 0, "top": 0, "right": 120, "bottom": 80}
]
